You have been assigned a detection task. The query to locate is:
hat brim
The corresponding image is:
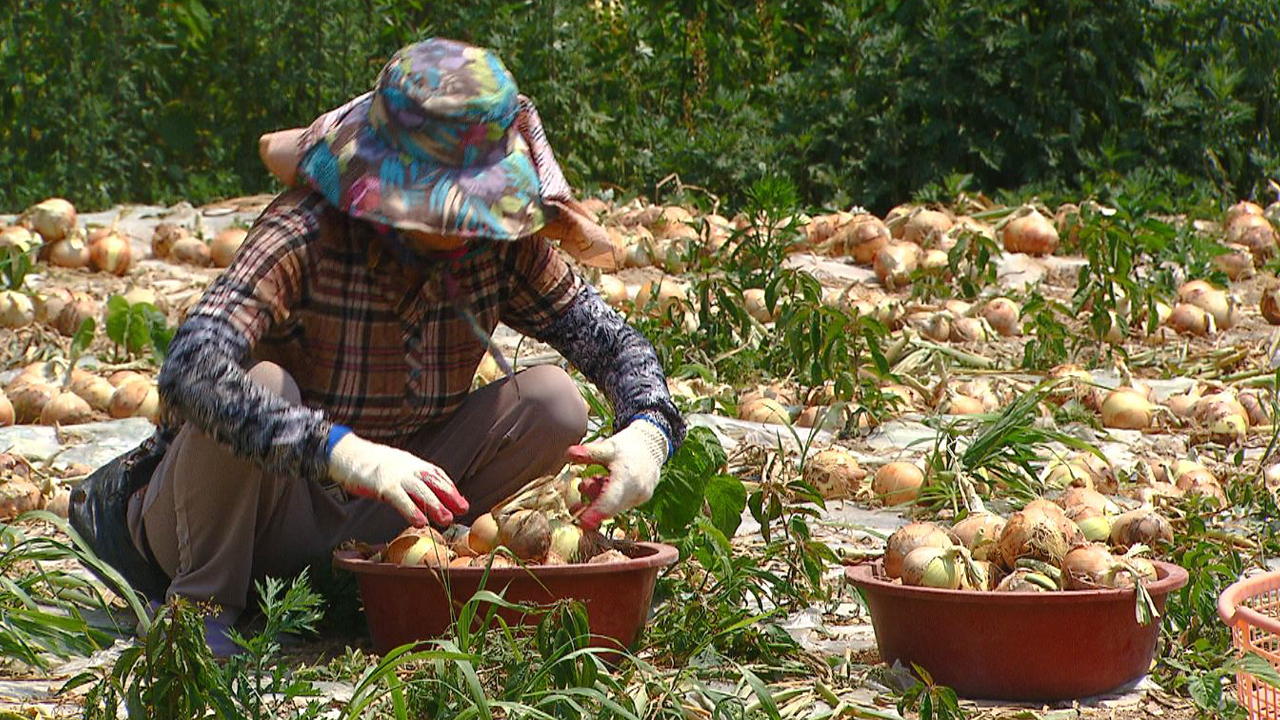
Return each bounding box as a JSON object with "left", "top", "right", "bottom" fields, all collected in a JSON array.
[{"left": 297, "top": 94, "right": 546, "bottom": 241}]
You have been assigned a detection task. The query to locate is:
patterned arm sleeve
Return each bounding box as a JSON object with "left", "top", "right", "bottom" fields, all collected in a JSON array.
[
  {"left": 156, "top": 193, "right": 333, "bottom": 482},
  {"left": 500, "top": 238, "right": 687, "bottom": 452}
]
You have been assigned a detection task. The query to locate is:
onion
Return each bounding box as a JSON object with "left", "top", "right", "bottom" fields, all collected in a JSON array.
[
  {"left": 900, "top": 546, "right": 961, "bottom": 589},
  {"left": 1166, "top": 303, "right": 1210, "bottom": 336},
  {"left": 996, "top": 569, "right": 1055, "bottom": 592},
  {"left": 1023, "top": 499, "right": 1081, "bottom": 544},
  {"left": 121, "top": 286, "right": 161, "bottom": 310},
  {"left": 836, "top": 215, "right": 891, "bottom": 264},
  {"left": 588, "top": 548, "right": 629, "bottom": 565},
  {"left": 634, "top": 278, "right": 689, "bottom": 316},
  {"left": 48, "top": 236, "right": 91, "bottom": 268},
  {"left": 108, "top": 370, "right": 146, "bottom": 388},
  {"left": 738, "top": 397, "right": 791, "bottom": 425},
  {"left": 950, "top": 512, "right": 1006, "bottom": 562},
  {"left": 468, "top": 513, "right": 500, "bottom": 554},
  {"left": 1226, "top": 200, "right": 1265, "bottom": 227},
  {"left": 1239, "top": 391, "right": 1270, "bottom": 426},
  {"left": 33, "top": 287, "right": 74, "bottom": 327},
  {"left": 942, "top": 394, "right": 985, "bottom": 415},
  {"left": 70, "top": 373, "right": 115, "bottom": 412},
  {"left": 996, "top": 505, "right": 1070, "bottom": 569},
  {"left": 1062, "top": 544, "right": 1133, "bottom": 590},
  {"left": 472, "top": 353, "right": 501, "bottom": 387},
  {"left": 650, "top": 206, "right": 694, "bottom": 240},
  {"left": 1214, "top": 244, "right": 1255, "bottom": 279},
  {"left": 902, "top": 210, "right": 953, "bottom": 247},
  {"left": 1181, "top": 285, "right": 1235, "bottom": 329},
  {"left": 24, "top": 198, "right": 77, "bottom": 242},
  {"left": 597, "top": 274, "right": 628, "bottom": 308},
  {"left": 385, "top": 530, "right": 451, "bottom": 567},
  {"left": 0, "top": 480, "right": 43, "bottom": 520},
  {"left": 151, "top": 223, "right": 188, "bottom": 258},
  {"left": 1166, "top": 391, "right": 1201, "bottom": 418},
  {"left": 1110, "top": 508, "right": 1173, "bottom": 548},
  {"left": 109, "top": 380, "right": 159, "bottom": 422},
  {"left": 1045, "top": 364, "right": 1095, "bottom": 408},
  {"left": 920, "top": 249, "right": 949, "bottom": 274},
  {"left": 55, "top": 293, "right": 99, "bottom": 336},
  {"left": 1058, "top": 486, "right": 1120, "bottom": 517},
  {"left": 981, "top": 298, "right": 1020, "bottom": 336},
  {"left": 7, "top": 382, "right": 57, "bottom": 424},
  {"left": 1227, "top": 214, "right": 1278, "bottom": 260},
  {"left": 1100, "top": 388, "right": 1153, "bottom": 430},
  {"left": 1073, "top": 511, "right": 1113, "bottom": 543},
  {"left": 88, "top": 230, "right": 132, "bottom": 275},
  {"left": 918, "top": 311, "right": 952, "bottom": 342},
  {"left": 549, "top": 522, "right": 585, "bottom": 563},
  {"left": 0, "top": 291, "right": 34, "bottom": 329},
  {"left": 873, "top": 462, "right": 925, "bottom": 506},
  {"left": 803, "top": 447, "right": 865, "bottom": 500},
  {"left": 169, "top": 237, "right": 212, "bottom": 266},
  {"left": 1262, "top": 284, "right": 1280, "bottom": 325},
  {"left": 743, "top": 288, "right": 777, "bottom": 324},
  {"left": 39, "top": 391, "right": 93, "bottom": 426},
  {"left": 0, "top": 392, "right": 12, "bottom": 426},
  {"left": 1001, "top": 209, "right": 1059, "bottom": 255},
  {"left": 742, "top": 383, "right": 798, "bottom": 406},
  {"left": 1181, "top": 475, "right": 1227, "bottom": 508},
  {"left": 949, "top": 316, "right": 992, "bottom": 342},
  {"left": 884, "top": 522, "right": 953, "bottom": 579},
  {"left": 499, "top": 509, "right": 552, "bottom": 561},
  {"left": 874, "top": 242, "right": 921, "bottom": 289}
]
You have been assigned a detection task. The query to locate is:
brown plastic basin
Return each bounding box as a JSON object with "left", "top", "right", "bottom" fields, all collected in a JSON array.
[
  {"left": 334, "top": 541, "right": 678, "bottom": 655},
  {"left": 845, "top": 559, "right": 1188, "bottom": 701}
]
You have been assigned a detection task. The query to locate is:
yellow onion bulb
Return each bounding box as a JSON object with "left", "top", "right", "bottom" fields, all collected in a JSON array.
[
  {"left": 883, "top": 522, "right": 953, "bottom": 579},
  {"left": 873, "top": 462, "right": 925, "bottom": 506},
  {"left": 1100, "top": 388, "right": 1153, "bottom": 430},
  {"left": 900, "top": 546, "right": 962, "bottom": 589}
]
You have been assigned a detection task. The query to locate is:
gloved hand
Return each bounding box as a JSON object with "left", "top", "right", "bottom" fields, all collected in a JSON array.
[
  {"left": 565, "top": 419, "right": 668, "bottom": 530},
  {"left": 328, "top": 434, "right": 468, "bottom": 527}
]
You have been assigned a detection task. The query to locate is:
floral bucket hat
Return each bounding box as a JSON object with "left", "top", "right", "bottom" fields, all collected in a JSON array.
[{"left": 296, "top": 37, "right": 621, "bottom": 268}]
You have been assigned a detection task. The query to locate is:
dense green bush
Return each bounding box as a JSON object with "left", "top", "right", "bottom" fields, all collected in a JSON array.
[{"left": 2, "top": 0, "right": 1277, "bottom": 213}]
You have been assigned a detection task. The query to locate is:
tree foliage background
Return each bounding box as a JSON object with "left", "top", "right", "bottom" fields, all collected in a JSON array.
[{"left": 1, "top": 0, "right": 1277, "bottom": 213}]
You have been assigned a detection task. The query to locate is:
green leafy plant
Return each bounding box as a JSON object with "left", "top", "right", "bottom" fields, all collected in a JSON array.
[
  {"left": 0, "top": 231, "right": 40, "bottom": 290},
  {"left": 104, "top": 295, "right": 174, "bottom": 363},
  {"left": 897, "top": 664, "right": 968, "bottom": 720}
]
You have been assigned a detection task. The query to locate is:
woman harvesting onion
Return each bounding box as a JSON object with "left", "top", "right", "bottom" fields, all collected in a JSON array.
[{"left": 71, "top": 38, "right": 684, "bottom": 656}]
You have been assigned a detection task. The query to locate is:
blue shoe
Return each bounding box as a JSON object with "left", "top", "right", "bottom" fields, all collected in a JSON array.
[{"left": 203, "top": 617, "right": 245, "bottom": 658}]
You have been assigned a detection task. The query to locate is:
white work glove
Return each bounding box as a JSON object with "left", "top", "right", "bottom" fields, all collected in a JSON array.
[
  {"left": 565, "top": 418, "right": 669, "bottom": 530},
  {"left": 328, "top": 434, "right": 469, "bottom": 527}
]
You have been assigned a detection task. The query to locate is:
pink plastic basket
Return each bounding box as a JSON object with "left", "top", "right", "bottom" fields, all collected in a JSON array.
[{"left": 1219, "top": 570, "right": 1280, "bottom": 719}]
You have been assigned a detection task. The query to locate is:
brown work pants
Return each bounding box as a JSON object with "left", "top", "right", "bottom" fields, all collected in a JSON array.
[{"left": 126, "top": 362, "right": 588, "bottom": 622}]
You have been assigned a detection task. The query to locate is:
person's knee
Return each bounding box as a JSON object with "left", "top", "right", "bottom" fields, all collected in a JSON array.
[
  {"left": 515, "top": 366, "right": 588, "bottom": 447},
  {"left": 246, "top": 362, "right": 301, "bottom": 404}
]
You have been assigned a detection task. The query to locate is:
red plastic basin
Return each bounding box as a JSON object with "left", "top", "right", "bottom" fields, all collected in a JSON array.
[
  {"left": 845, "top": 559, "right": 1188, "bottom": 701},
  {"left": 334, "top": 541, "right": 678, "bottom": 655}
]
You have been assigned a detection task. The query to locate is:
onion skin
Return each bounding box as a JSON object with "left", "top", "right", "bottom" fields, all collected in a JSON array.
[
  {"left": 151, "top": 223, "right": 188, "bottom": 258},
  {"left": 943, "top": 394, "right": 985, "bottom": 415},
  {"left": 70, "top": 374, "right": 116, "bottom": 413},
  {"left": 1110, "top": 508, "right": 1174, "bottom": 549},
  {"left": 802, "top": 447, "right": 866, "bottom": 501},
  {"left": 0, "top": 392, "right": 12, "bottom": 426},
  {"left": 55, "top": 293, "right": 99, "bottom": 336},
  {"left": 950, "top": 512, "right": 1006, "bottom": 561},
  {"left": 1058, "top": 486, "right": 1119, "bottom": 517},
  {"left": 738, "top": 397, "right": 791, "bottom": 425},
  {"left": 468, "top": 513, "right": 500, "bottom": 554},
  {"left": 1045, "top": 364, "right": 1094, "bottom": 407},
  {"left": 873, "top": 462, "right": 925, "bottom": 506},
  {"left": 835, "top": 215, "right": 891, "bottom": 264},
  {"left": 743, "top": 288, "right": 777, "bottom": 324},
  {"left": 874, "top": 242, "right": 921, "bottom": 289},
  {"left": 210, "top": 227, "right": 248, "bottom": 268},
  {"left": 902, "top": 210, "right": 953, "bottom": 247},
  {"left": 89, "top": 231, "right": 133, "bottom": 275},
  {"left": 1166, "top": 303, "right": 1210, "bottom": 336},
  {"left": 1002, "top": 210, "right": 1059, "bottom": 256},
  {"left": 597, "top": 274, "right": 628, "bottom": 308},
  {"left": 900, "top": 546, "right": 961, "bottom": 589},
  {"left": 634, "top": 278, "right": 689, "bottom": 316},
  {"left": 981, "top": 298, "right": 1021, "bottom": 336},
  {"left": 109, "top": 381, "right": 159, "bottom": 422},
  {"left": 996, "top": 570, "right": 1055, "bottom": 593},
  {"left": 8, "top": 382, "right": 57, "bottom": 424},
  {"left": 499, "top": 509, "right": 551, "bottom": 561},
  {"left": 25, "top": 198, "right": 77, "bottom": 242},
  {"left": 33, "top": 287, "right": 74, "bottom": 327},
  {"left": 0, "top": 480, "right": 43, "bottom": 520},
  {"left": 1100, "top": 388, "right": 1153, "bottom": 430},
  {"left": 40, "top": 391, "right": 94, "bottom": 426},
  {"left": 948, "top": 317, "right": 991, "bottom": 343},
  {"left": 996, "top": 506, "right": 1070, "bottom": 570},
  {"left": 884, "top": 522, "right": 953, "bottom": 579},
  {"left": 48, "top": 237, "right": 91, "bottom": 269},
  {"left": 1062, "top": 544, "right": 1133, "bottom": 590},
  {"left": 0, "top": 291, "right": 35, "bottom": 329},
  {"left": 169, "top": 237, "right": 212, "bottom": 266}
]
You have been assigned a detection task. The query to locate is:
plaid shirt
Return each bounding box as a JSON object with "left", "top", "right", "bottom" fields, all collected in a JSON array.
[{"left": 157, "top": 189, "right": 682, "bottom": 486}]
